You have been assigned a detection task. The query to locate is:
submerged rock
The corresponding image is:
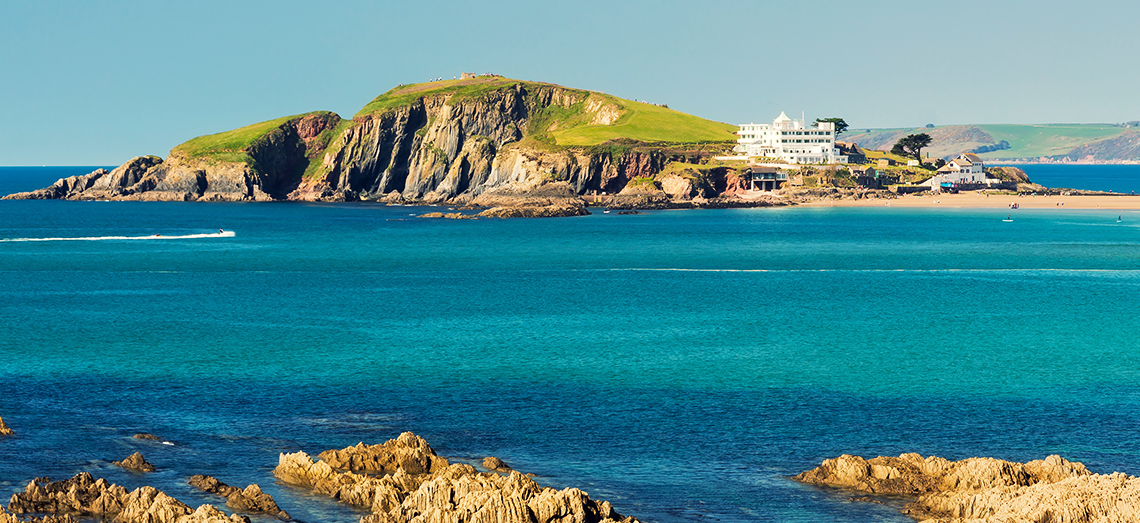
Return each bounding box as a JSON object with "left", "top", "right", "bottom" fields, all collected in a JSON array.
[
  {"left": 792, "top": 453, "right": 1140, "bottom": 523},
  {"left": 133, "top": 433, "right": 161, "bottom": 441},
  {"left": 275, "top": 432, "right": 637, "bottom": 523},
  {"left": 7, "top": 473, "right": 248, "bottom": 523},
  {"left": 188, "top": 475, "right": 289, "bottom": 520},
  {"left": 113, "top": 452, "right": 156, "bottom": 472},
  {"left": 482, "top": 456, "right": 514, "bottom": 474},
  {"left": 0, "top": 416, "right": 12, "bottom": 436}
]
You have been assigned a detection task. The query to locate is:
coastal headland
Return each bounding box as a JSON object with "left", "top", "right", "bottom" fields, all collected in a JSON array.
[{"left": 5, "top": 76, "right": 1137, "bottom": 215}]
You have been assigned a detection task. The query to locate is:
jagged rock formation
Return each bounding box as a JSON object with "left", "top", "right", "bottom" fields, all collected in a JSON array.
[
  {"left": 316, "top": 432, "right": 450, "bottom": 475},
  {"left": 274, "top": 432, "right": 637, "bottom": 523},
  {"left": 4, "top": 82, "right": 731, "bottom": 207},
  {"left": 188, "top": 475, "right": 289, "bottom": 520},
  {"left": 0, "top": 416, "right": 12, "bottom": 436},
  {"left": 7, "top": 473, "right": 249, "bottom": 523},
  {"left": 793, "top": 453, "right": 1140, "bottom": 523},
  {"left": 112, "top": 452, "right": 156, "bottom": 472},
  {"left": 482, "top": 457, "right": 513, "bottom": 474},
  {"left": 133, "top": 433, "right": 161, "bottom": 441}
]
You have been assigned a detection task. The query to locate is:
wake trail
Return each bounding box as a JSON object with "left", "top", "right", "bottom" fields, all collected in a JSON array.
[{"left": 0, "top": 231, "right": 236, "bottom": 242}]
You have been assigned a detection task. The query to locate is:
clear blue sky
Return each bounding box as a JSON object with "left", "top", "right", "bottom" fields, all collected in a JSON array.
[{"left": 3, "top": 0, "right": 1138, "bottom": 165}]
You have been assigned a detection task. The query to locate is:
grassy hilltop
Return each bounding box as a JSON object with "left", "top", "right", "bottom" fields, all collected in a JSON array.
[
  {"left": 356, "top": 77, "right": 738, "bottom": 145},
  {"left": 843, "top": 123, "right": 1131, "bottom": 160}
]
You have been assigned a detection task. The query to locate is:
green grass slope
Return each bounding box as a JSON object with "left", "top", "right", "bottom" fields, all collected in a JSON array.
[
  {"left": 356, "top": 78, "right": 737, "bottom": 146},
  {"left": 550, "top": 98, "right": 737, "bottom": 145},
  {"left": 172, "top": 111, "right": 340, "bottom": 164}
]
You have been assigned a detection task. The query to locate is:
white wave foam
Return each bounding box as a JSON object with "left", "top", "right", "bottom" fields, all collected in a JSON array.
[{"left": 0, "top": 231, "right": 235, "bottom": 242}]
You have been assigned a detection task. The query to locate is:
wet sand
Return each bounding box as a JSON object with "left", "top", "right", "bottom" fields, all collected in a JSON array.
[{"left": 802, "top": 192, "right": 1140, "bottom": 210}]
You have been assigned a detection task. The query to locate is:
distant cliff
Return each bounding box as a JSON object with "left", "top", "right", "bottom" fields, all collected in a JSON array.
[{"left": 5, "top": 79, "right": 737, "bottom": 204}]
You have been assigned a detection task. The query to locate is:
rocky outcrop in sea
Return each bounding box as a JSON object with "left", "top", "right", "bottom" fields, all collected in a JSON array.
[
  {"left": 7, "top": 473, "right": 249, "bottom": 523},
  {"left": 274, "top": 431, "right": 637, "bottom": 523},
  {"left": 0, "top": 416, "right": 13, "bottom": 436},
  {"left": 112, "top": 452, "right": 156, "bottom": 472},
  {"left": 188, "top": 475, "right": 289, "bottom": 520},
  {"left": 794, "top": 453, "right": 1140, "bottom": 522}
]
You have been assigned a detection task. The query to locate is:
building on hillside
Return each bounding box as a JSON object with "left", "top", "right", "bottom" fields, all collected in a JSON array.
[
  {"left": 877, "top": 158, "right": 896, "bottom": 168},
  {"left": 850, "top": 166, "right": 879, "bottom": 188},
  {"left": 927, "top": 153, "right": 988, "bottom": 189},
  {"left": 460, "top": 72, "right": 477, "bottom": 80},
  {"left": 734, "top": 112, "right": 848, "bottom": 164},
  {"left": 744, "top": 166, "right": 787, "bottom": 191},
  {"left": 835, "top": 141, "right": 866, "bottom": 164}
]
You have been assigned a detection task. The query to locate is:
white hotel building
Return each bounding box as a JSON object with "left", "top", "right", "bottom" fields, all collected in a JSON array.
[{"left": 734, "top": 112, "right": 847, "bottom": 164}]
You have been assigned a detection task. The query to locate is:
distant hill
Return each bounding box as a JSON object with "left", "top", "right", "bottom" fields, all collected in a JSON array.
[
  {"left": 842, "top": 123, "right": 1137, "bottom": 162},
  {"left": 6, "top": 77, "right": 740, "bottom": 203}
]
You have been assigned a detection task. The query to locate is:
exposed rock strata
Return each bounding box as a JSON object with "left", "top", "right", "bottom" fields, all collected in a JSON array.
[
  {"left": 793, "top": 453, "right": 1140, "bottom": 523},
  {"left": 275, "top": 432, "right": 637, "bottom": 523},
  {"left": 7, "top": 473, "right": 249, "bottom": 523},
  {"left": 0, "top": 416, "right": 12, "bottom": 436},
  {"left": 112, "top": 452, "right": 156, "bottom": 472},
  {"left": 188, "top": 475, "right": 289, "bottom": 520},
  {"left": 5, "top": 85, "right": 687, "bottom": 206}
]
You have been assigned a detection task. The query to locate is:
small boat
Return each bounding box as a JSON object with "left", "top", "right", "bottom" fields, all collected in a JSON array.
[
  {"left": 603, "top": 209, "right": 611, "bottom": 214},
  {"left": 1003, "top": 214, "right": 1013, "bottom": 222}
]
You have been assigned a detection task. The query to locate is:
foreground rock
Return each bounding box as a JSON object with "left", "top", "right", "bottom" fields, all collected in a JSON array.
[
  {"left": 275, "top": 431, "right": 636, "bottom": 523},
  {"left": 0, "top": 507, "right": 77, "bottom": 523},
  {"left": 8, "top": 473, "right": 249, "bottom": 523},
  {"left": 188, "top": 476, "right": 289, "bottom": 520},
  {"left": 793, "top": 453, "right": 1140, "bottom": 522},
  {"left": 0, "top": 416, "right": 12, "bottom": 436},
  {"left": 113, "top": 452, "right": 156, "bottom": 472}
]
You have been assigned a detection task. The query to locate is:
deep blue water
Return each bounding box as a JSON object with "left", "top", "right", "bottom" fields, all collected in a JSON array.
[
  {"left": 1014, "top": 164, "right": 1140, "bottom": 193},
  {"left": 2, "top": 166, "right": 1140, "bottom": 523}
]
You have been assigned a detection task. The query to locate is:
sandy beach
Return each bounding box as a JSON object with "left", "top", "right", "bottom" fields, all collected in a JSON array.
[{"left": 802, "top": 192, "right": 1140, "bottom": 210}]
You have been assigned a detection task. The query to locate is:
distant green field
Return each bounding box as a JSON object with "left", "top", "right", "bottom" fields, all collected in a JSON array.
[
  {"left": 975, "top": 124, "right": 1125, "bottom": 158},
  {"left": 550, "top": 98, "right": 737, "bottom": 145},
  {"left": 845, "top": 124, "right": 1128, "bottom": 159}
]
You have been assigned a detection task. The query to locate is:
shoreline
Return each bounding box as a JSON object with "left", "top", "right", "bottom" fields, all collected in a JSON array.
[{"left": 799, "top": 192, "right": 1140, "bottom": 210}]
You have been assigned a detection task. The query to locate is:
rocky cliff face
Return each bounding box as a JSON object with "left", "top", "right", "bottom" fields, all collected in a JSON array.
[{"left": 6, "top": 84, "right": 688, "bottom": 204}]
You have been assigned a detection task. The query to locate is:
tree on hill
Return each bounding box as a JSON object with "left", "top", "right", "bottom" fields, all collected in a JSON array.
[
  {"left": 891, "top": 133, "right": 932, "bottom": 162},
  {"left": 814, "top": 117, "right": 848, "bottom": 137}
]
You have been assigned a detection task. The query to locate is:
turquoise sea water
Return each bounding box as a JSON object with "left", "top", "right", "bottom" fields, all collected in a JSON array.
[{"left": 2, "top": 166, "right": 1140, "bottom": 522}]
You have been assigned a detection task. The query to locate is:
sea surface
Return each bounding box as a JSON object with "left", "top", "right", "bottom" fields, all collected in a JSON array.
[
  {"left": 1011, "top": 164, "right": 1140, "bottom": 193},
  {"left": 2, "top": 166, "right": 1140, "bottom": 523}
]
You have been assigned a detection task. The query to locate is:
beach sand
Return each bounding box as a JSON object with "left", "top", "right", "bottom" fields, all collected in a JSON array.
[{"left": 802, "top": 192, "right": 1140, "bottom": 210}]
